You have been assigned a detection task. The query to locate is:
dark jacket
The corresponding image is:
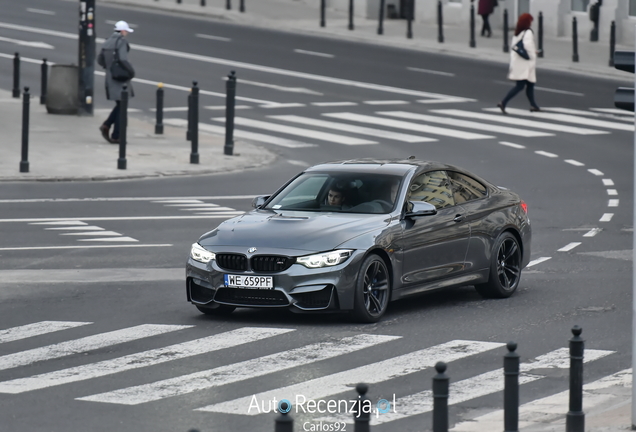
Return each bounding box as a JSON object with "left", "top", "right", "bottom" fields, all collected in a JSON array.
[
  {"left": 478, "top": 0, "right": 497, "bottom": 16},
  {"left": 98, "top": 32, "right": 134, "bottom": 101}
]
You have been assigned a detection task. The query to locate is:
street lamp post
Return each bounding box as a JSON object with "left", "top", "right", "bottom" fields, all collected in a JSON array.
[{"left": 78, "top": 0, "right": 96, "bottom": 116}]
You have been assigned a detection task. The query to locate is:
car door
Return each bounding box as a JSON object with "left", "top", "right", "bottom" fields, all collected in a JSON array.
[{"left": 399, "top": 170, "right": 471, "bottom": 287}]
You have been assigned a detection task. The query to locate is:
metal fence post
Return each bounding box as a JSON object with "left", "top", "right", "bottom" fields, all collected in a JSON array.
[
  {"left": 186, "top": 90, "right": 192, "bottom": 141},
  {"left": 40, "top": 59, "right": 48, "bottom": 105},
  {"left": 572, "top": 17, "right": 579, "bottom": 62},
  {"left": 538, "top": 12, "right": 544, "bottom": 58},
  {"left": 354, "top": 383, "right": 370, "bottom": 432},
  {"left": 224, "top": 71, "right": 236, "bottom": 156},
  {"left": 437, "top": 0, "right": 444, "bottom": 43},
  {"left": 20, "top": 87, "right": 30, "bottom": 173},
  {"left": 320, "top": 0, "right": 326, "bottom": 27},
  {"left": 566, "top": 325, "right": 585, "bottom": 432},
  {"left": 433, "top": 361, "right": 449, "bottom": 432},
  {"left": 200, "top": 0, "right": 205, "bottom": 5},
  {"left": 504, "top": 342, "right": 519, "bottom": 432},
  {"left": 226, "top": 0, "right": 231, "bottom": 10},
  {"left": 348, "top": 0, "right": 354, "bottom": 30},
  {"left": 155, "top": 83, "right": 164, "bottom": 134},
  {"left": 469, "top": 3, "right": 476, "bottom": 48},
  {"left": 190, "top": 81, "right": 199, "bottom": 164},
  {"left": 12, "top": 53, "right": 20, "bottom": 98},
  {"left": 503, "top": 9, "right": 509, "bottom": 52},
  {"left": 609, "top": 20, "right": 616, "bottom": 67},
  {"left": 406, "top": 0, "right": 413, "bottom": 39},
  {"left": 275, "top": 400, "right": 293, "bottom": 432},
  {"left": 240, "top": 0, "right": 245, "bottom": 12},
  {"left": 117, "top": 86, "right": 128, "bottom": 170},
  {"left": 378, "top": 0, "right": 385, "bottom": 35}
]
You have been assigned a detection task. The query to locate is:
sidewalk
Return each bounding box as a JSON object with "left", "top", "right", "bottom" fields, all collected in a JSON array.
[{"left": 0, "top": 89, "right": 275, "bottom": 181}]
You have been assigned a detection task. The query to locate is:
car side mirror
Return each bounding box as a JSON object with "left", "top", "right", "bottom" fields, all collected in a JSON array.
[
  {"left": 405, "top": 201, "right": 437, "bottom": 218},
  {"left": 251, "top": 195, "right": 270, "bottom": 209}
]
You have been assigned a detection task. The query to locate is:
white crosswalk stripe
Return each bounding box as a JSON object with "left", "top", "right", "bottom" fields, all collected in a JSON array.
[
  {"left": 0, "top": 327, "right": 293, "bottom": 394},
  {"left": 323, "top": 113, "right": 494, "bottom": 140},
  {"left": 542, "top": 107, "right": 635, "bottom": 122},
  {"left": 0, "top": 321, "right": 92, "bottom": 343},
  {"left": 151, "top": 199, "right": 243, "bottom": 215},
  {"left": 0, "top": 324, "right": 191, "bottom": 371},
  {"left": 483, "top": 107, "right": 634, "bottom": 131}
]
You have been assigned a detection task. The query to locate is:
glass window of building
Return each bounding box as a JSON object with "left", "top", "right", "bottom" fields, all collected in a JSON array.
[
  {"left": 630, "top": 0, "right": 636, "bottom": 16},
  {"left": 571, "top": 0, "right": 589, "bottom": 12}
]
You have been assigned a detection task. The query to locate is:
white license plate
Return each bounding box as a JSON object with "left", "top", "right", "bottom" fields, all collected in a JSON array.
[{"left": 224, "top": 274, "right": 274, "bottom": 290}]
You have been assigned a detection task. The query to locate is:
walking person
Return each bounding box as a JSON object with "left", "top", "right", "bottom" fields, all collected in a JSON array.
[
  {"left": 473, "top": 0, "right": 497, "bottom": 37},
  {"left": 497, "top": 13, "right": 540, "bottom": 114},
  {"left": 97, "top": 20, "right": 135, "bottom": 144}
]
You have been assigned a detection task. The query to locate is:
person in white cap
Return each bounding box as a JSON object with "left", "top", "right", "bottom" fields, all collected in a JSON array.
[{"left": 97, "top": 21, "right": 135, "bottom": 144}]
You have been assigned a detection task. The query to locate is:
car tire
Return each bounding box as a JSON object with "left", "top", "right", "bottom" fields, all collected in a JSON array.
[
  {"left": 475, "top": 231, "right": 522, "bottom": 298},
  {"left": 352, "top": 254, "right": 391, "bottom": 323},
  {"left": 196, "top": 304, "right": 236, "bottom": 315}
]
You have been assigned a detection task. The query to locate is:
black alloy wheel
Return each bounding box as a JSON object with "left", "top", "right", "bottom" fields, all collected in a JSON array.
[
  {"left": 475, "top": 232, "right": 522, "bottom": 298},
  {"left": 352, "top": 254, "right": 390, "bottom": 323}
]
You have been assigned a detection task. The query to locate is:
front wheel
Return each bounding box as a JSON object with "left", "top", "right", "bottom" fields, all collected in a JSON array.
[
  {"left": 352, "top": 254, "right": 391, "bottom": 323},
  {"left": 475, "top": 232, "right": 522, "bottom": 298},
  {"left": 196, "top": 304, "right": 236, "bottom": 315}
]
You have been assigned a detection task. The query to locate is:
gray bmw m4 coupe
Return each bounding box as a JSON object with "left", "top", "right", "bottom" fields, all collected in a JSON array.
[{"left": 186, "top": 158, "right": 531, "bottom": 322}]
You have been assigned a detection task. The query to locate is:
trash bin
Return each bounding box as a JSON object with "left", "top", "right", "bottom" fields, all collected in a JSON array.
[{"left": 46, "top": 64, "right": 79, "bottom": 115}]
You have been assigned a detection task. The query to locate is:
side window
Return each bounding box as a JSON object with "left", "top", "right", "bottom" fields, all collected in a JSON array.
[
  {"left": 448, "top": 171, "right": 487, "bottom": 204},
  {"left": 408, "top": 171, "right": 455, "bottom": 209}
]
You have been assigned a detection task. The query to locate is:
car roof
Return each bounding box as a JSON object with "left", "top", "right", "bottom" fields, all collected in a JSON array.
[{"left": 305, "top": 158, "right": 466, "bottom": 176}]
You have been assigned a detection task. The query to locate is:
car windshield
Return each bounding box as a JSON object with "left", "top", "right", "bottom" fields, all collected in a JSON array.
[{"left": 264, "top": 172, "right": 403, "bottom": 214}]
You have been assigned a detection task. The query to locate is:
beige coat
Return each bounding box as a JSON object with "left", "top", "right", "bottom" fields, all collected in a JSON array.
[{"left": 508, "top": 29, "right": 537, "bottom": 83}]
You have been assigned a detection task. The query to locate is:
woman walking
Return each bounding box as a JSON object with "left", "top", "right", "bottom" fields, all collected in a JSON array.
[
  {"left": 475, "top": 0, "right": 497, "bottom": 37},
  {"left": 498, "top": 13, "right": 540, "bottom": 114}
]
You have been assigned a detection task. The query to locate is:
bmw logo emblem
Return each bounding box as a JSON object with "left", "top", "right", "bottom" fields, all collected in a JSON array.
[{"left": 247, "top": 247, "right": 257, "bottom": 254}]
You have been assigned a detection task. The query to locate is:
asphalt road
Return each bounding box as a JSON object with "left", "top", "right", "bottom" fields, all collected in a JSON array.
[{"left": 0, "top": 1, "right": 633, "bottom": 431}]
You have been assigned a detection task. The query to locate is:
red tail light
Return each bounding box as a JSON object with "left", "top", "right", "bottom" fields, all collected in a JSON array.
[{"left": 520, "top": 200, "right": 528, "bottom": 214}]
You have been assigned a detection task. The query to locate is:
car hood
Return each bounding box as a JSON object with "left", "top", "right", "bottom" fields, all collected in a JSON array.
[{"left": 198, "top": 210, "right": 390, "bottom": 253}]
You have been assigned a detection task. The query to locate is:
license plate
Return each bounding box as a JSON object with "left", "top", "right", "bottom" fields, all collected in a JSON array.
[{"left": 224, "top": 274, "right": 274, "bottom": 290}]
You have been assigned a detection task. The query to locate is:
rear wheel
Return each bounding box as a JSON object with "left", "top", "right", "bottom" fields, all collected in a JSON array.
[
  {"left": 196, "top": 304, "right": 236, "bottom": 315},
  {"left": 352, "top": 254, "right": 390, "bottom": 323},
  {"left": 475, "top": 232, "right": 522, "bottom": 298}
]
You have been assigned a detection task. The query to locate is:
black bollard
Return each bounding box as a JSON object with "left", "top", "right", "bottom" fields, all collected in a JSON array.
[
  {"left": 378, "top": 0, "right": 385, "bottom": 35},
  {"left": 320, "top": 0, "right": 326, "bottom": 27},
  {"left": 190, "top": 81, "right": 199, "bottom": 164},
  {"left": 19, "top": 87, "right": 30, "bottom": 173},
  {"left": 224, "top": 71, "right": 236, "bottom": 156},
  {"left": 348, "top": 0, "right": 354, "bottom": 30},
  {"left": 177, "top": 0, "right": 181, "bottom": 3},
  {"left": 117, "top": 86, "right": 128, "bottom": 170},
  {"left": 12, "top": 53, "right": 20, "bottom": 98},
  {"left": 275, "top": 400, "right": 293, "bottom": 432},
  {"left": 186, "top": 91, "right": 192, "bottom": 141},
  {"left": 469, "top": 3, "right": 476, "bottom": 48},
  {"left": 200, "top": 0, "right": 205, "bottom": 5},
  {"left": 40, "top": 59, "right": 48, "bottom": 105},
  {"left": 406, "top": 0, "right": 413, "bottom": 39},
  {"left": 354, "top": 383, "right": 370, "bottom": 432},
  {"left": 590, "top": 2, "right": 599, "bottom": 42},
  {"left": 504, "top": 342, "right": 519, "bottom": 432},
  {"left": 572, "top": 17, "right": 579, "bottom": 62},
  {"left": 240, "top": 0, "right": 245, "bottom": 12},
  {"left": 155, "top": 83, "right": 164, "bottom": 135},
  {"left": 609, "top": 20, "right": 616, "bottom": 66},
  {"left": 226, "top": 0, "right": 231, "bottom": 10},
  {"left": 538, "top": 12, "right": 544, "bottom": 58},
  {"left": 566, "top": 326, "right": 585, "bottom": 432},
  {"left": 437, "top": 0, "right": 444, "bottom": 43},
  {"left": 433, "top": 361, "right": 449, "bottom": 432},
  {"left": 503, "top": 9, "right": 509, "bottom": 52}
]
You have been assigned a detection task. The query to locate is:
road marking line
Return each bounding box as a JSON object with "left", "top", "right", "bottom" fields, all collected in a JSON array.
[
  {"left": 583, "top": 228, "right": 602, "bottom": 237},
  {"left": 600, "top": 213, "right": 614, "bottom": 222},
  {"left": 26, "top": 8, "right": 55, "bottom": 15},
  {"left": 195, "top": 34, "right": 231, "bottom": 42},
  {"left": 591, "top": 108, "right": 634, "bottom": 116},
  {"left": 1, "top": 216, "right": 241, "bottom": 223},
  {"left": 30, "top": 220, "right": 88, "bottom": 225},
  {"left": 155, "top": 200, "right": 204, "bottom": 204},
  {"left": 588, "top": 169, "right": 604, "bottom": 176},
  {"left": 499, "top": 141, "right": 525, "bottom": 149},
  {"left": 485, "top": 107, "right": 634, "bottom": 131},
  {"left": 149, "top": 106, "right": 188, "bottom": 112},
  {"left": 407, "top": 67, "right": 455, "bottom": 77},
  {"left": 61, "top": 231, "right": 122, "bottom": 236},
  {"left": 543, "top": 107, "right": 634, "bottom": 122},
  {"left": 269, "top": 115, "right": 435, "bottom": 143},
  {"left": 196, "top": 340, "right": 504, "bottom": 415},
  {"left": 602, "top": 179, "right": 615, "bottom": 186},
  {"left": 227, "top": 78, "right": 322, "bottom": 95},
  {"left": 0, "top": 36, "right": 54, "bottom": 49},
  {"left": 0, "top": 244, "right": 172, "bottom": 251},
  {"left": 534, "top": 87, "right": 585, "bottom": 96},
  {"left": 607, "top": 189, "right": 618, "bottom": 195},
  {"left": 0, "top": 327, "right": 294, "bottom": 394},
  {"left": 311, "top": 102, "right": 358, "bottom": 107},
  {"left": 212, "top": 117, "right": 377, "bottom": 145},
  {"left": 294, "top": 49, "right": 334, "bottom": 58},
  {"left": 324, "top": 113, "right": 492, "bottom": 140},
  {"left": 526, "top": 257, "right": 551, "bottom": 267},
  {"left": 0, "top": 321, "right": 91, "bottom": 344},
  {"left": 433, "top": 109, "right": 606, "bottom": 135},
  {"left": 78, "top": 236, "right": 138, "bottom": 242},
  {"left": 535, "top": 150, "right": 558, "bottom": 158},
  {"left": 287, "top": 160, "right": 309, "bottom": 166},
  {"left": 380, "top": 111, "right": 552, "bottom": 137},
  {"left": 564, "top": 159, "right": 584, "bottom": 166},
  {"left": 0, "top": 325, "right": 191, "bottom": 372},
  {"left": 259, "top": 103, "right": 307, "bottom": 109},
  {"left": 77, "top": 334, "right": 400, "bottom": 405},
  {"left": 609, "top": 199, "right": 619, "bottom": 207},
  {"left": 363, "top": 100, "right": 410, "bottom": 105},
  {"left": 204, "top": 105, "right": 251, "bottom": 110},
  {"left": 0, "top": 196, "right": 259, "bottom": 203},
  {"left": 558, "top": 242, "right": 582, "bottom": 252},
  {"left": 46, "top": 226, "right": 105, "bottom": 231}
]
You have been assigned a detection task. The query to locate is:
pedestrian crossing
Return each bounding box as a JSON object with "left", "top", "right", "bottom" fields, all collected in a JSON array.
[
  {"left": 0, "top": 320, "right": 624, "bottom": 429},
  {"left": 164, "top": 106, "right": 630, "bottom": 149}
]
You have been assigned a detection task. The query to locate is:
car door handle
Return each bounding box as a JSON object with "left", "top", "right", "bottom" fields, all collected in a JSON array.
[{"left": 453, "top": 214, "right": 464, "bottom": 222}]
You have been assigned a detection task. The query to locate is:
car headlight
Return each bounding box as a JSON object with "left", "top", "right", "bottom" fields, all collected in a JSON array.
[
  {"left": 297, "top": 250, "right": 353, "bottom": 269},
  {"left": 190, "top": 243, "right": 215, "bottom": 263}
]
